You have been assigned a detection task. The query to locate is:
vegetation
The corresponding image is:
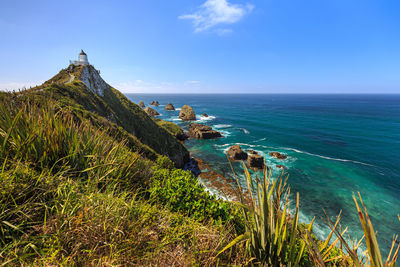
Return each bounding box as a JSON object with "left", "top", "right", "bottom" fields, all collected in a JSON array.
[
  {"left": 220, "top": 162, "right": 400, "bottom": 266},
  {"left": 0, "top": 93, "right": 244, "bottom": 265},
  {"left": 1, "top": 67, "right": 398, "bottom": 266}
]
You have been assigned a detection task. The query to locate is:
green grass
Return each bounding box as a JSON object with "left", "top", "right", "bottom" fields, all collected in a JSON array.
[
  {"left": 2, "top": 66, "right": 399, "bottom": 266},
  {"left": 0, "top": 91, "right": 245, "bottom": 265}
]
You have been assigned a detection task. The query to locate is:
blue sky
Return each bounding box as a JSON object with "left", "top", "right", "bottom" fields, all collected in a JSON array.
[{"left": 0, "top": 0, "right": 399, "bottom": 93}]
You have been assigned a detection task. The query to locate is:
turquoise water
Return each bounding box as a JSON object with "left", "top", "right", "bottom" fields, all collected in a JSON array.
[{"left": 126, "top": 94, "right": 400, "bottom": 256}]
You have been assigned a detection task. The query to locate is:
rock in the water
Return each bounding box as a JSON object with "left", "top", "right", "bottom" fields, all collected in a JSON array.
[
  {"left": 276, "top": 165, "right": 285, "bottom": 169},
  {"left": 247, "top": 154, "right": 264, "bottom": 170},
  {"left": 269, "top": 152, "right": 288, "bottom": 159},
  {"left": 227, "top": 145, "right": 248, "bottom": 161},
  {"left": 139, "top": 100, "right": 145, "bottom": 108},
  {"left": 144, "top": 107, "right": 160, "bottom": 117},
  {"left": 202, "top": 113, "right": 208, "bottom": 117},
  {"left": 179, "top": 105, "right": 196, "bottom": 121},
  {"left": 246, "top": 149, "right": 258, "bottom": 155},
  {"left": 164, "top": 103, "right": 175, "bottom": 111},
  {"left": 150, "top": 100, "right": 160, "bottom": 107},
  {"left": 189, "top": 123, "right": 222, "bottom": 139}
]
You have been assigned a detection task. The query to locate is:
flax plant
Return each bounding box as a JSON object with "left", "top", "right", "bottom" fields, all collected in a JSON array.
[{"left": 218, "top": 162, "right": 307, "bottom": 266}]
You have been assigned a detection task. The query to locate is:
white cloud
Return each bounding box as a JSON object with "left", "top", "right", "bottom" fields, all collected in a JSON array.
[
  {"left": 179, "top": 0, "right": 254, "bottom": 33},
  {"left": 186, "top": 80, "right": 201, "bottom": 84}
]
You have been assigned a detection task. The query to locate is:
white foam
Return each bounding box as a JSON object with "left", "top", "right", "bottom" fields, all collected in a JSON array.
[
  {"left": 238, "top": 128, "right": 250, "bottom": 134},
  {"left": 213, "top": 124, "right": 232, "bottom": 129},
  {"left": 251, "top": 137, "right": 267, "bottom": 143},
  {"left": 214, "top": 144, "right": 232, "bottom": 148},
  {"left": 196, "top": 115, "right": 216, "bottom": 122},
  {"left": 219, "top": 130, "right": 232, "bottom": 137},
  {"left": 282, "top": 147, "right": 373, "bottom": 166},
  {"left": 171, "top": 116, "right": 181, "bottom": 121},
  {"left": 176, "top": 108, "right": 182, "bottom": 111}
]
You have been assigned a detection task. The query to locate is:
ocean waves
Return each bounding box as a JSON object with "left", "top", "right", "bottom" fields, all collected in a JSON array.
[{"left": 281, "top": 147, "right": 373, "bottom": 166}]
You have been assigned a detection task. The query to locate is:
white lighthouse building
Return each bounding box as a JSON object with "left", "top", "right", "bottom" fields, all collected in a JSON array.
[{"left": 70, "top": 50, "right": 89, "bottom": 66}]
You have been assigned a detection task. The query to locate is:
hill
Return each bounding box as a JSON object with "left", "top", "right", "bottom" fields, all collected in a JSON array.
[
  {"left": 31, "top": 64, "right": 189, "bottom": 167},
  {"left": 0, "top": 64, "right": 242, "bottom": 265}
]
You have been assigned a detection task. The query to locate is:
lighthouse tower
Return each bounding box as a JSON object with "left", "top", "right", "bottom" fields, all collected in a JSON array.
[{"left": 70, "top": 50, "right": 89, "bottom": 66}]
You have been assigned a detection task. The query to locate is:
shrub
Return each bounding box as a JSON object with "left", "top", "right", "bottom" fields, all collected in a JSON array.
[{"left": 149, "top": 165, "right": 239, "bottom": 224}]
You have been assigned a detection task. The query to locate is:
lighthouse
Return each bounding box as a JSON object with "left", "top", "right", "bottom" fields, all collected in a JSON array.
[{"left": 70, "top": 50, "right": 89, "bottom": 66}]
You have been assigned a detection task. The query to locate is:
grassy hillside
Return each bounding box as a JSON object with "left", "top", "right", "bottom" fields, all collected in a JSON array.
[
  {"left": 28, "top": 65, "right": 189, "bottom": 167},
  {"left": 1, "top": 65, "right": 398, "bottom": 266},
  {"left": 0, "top": 78, "right": 243, "bottom": 265}
]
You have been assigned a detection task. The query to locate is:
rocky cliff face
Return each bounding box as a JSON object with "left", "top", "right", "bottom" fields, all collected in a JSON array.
[{"left": 79, "top": 66, "right": 110, "bottom": 97}]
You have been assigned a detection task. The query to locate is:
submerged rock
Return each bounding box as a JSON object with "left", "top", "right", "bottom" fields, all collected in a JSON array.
[
  {"left": 189, "top": 123, "right": 222, "bottom": 139},
  {"left": 270, "top": 152, "right": 288, "bottom": 159},
  {"left": 227, "top": 145, "right": 248, "bottom": 161},
  {"left": 139, "top": 100, "right": 145, "bottom": 108},
  {"left": 164, "top": 103, "right": 175, "bottom": 111},
  {"left": 144, "top": 106, "right": 160, "bottom": 117},
  {"left": 276, "top": 165, "right": 285, "bottom": 169},
  {"left": 247, "top": 154, "right": 264, "bottom": 170},
  {"left": 179, "top": 105, "right": 196, "bottom": 121}
]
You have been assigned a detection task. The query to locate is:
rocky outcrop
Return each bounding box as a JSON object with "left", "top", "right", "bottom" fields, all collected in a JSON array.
[
  {"left": 227, "top": 145, "right": 248, "bottom": 161},
  {"left": 247, "top": 153, "right": 264, "bottom": 170},
  {"left": 79, "top": 65, "right": 110, "bottom": 97},
  {"left": 276, "top": 165, "right": 285, "bottom": 169},
  {"left": 144, "top": 107, "right": 160, "bottom": 117},
  {"left": 189, "top": 123, "right": 222, "bottom": 139},
  {"left": 164, "top": 103, "right": 175, "bottom": 111},
  {"left": 179, "top": 105, "right": 196, "bottom": 121},
  {"left": 202, "top": 113, "right": 208, "bottom": 117},
  {"left": 150, "top": 100, "right": 160, "bottom": 107},
  {"left": 270, "top": 152, "right": 288, "bottom": 159},
  {"left": 139, "top": 101, "right": 145, "bottom": 108}
]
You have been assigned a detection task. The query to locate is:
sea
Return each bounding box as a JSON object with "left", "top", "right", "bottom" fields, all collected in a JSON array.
[{"left": 126, "top": 93, "right": 400, "bottom": 256}]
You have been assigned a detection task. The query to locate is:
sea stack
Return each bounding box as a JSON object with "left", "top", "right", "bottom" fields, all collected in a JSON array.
[
  {"left": 270, "top": 152, "right": 288, "bottom": 159},
  {"left": 179, "top": 105, "right": 196, "bottom": 121},
  {"left": 247, "top": 153, "right": 264, "bottom": 170},
  {"left": 189, "top": 123, "right": 222, "bottom": 139},
  {"left": 150, "top": 100, "right": 160, "bottom": 107},
  {"left": 227, "top": 145, "right": 248, "bottom": 161},
  {"left": 165, "top": 103, "right": 175, "bottom": 111},
  {"left": 144, "top": 107, "right": 160, "bottom": 117},
  {"left": 139, "top": 100, "right": 145, "bottom": 108}
]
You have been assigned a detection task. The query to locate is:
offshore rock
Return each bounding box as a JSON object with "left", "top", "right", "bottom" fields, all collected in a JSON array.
[
  {"left": 270, "top": 152, "right": 288, "bottom": 159},
  {"left": 139, "top": 100, "right": 145, "bottom": 108},
  {"left": 189, "top": 123, "right": 222, "bottom": 139},
  {"left": 246, "top": 149, "right": 258, "bottom": 155},
  {"left": 247, "top": 154, "right": 264, "bottom": 170},
  {"left": 227, "top": 145, "right": 248, "bottom": 161},
  {"left": 202, "top": 113, "right": 208, "bottom": 117},
  {"left": 150, "top": 100, "right": 160, "bottom": 106},
  {"left": 179, "top": 105, "right": 196, "bottom": 121},
  {"left": 164, "top": 103, "right": 175, "bottom": 111}
]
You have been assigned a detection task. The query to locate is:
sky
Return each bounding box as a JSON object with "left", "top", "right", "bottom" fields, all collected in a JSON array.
[{"left": 0, "top": 0, "right": 399, "bottom": 93}]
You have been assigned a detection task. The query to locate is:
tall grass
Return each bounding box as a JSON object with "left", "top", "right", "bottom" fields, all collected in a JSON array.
[
  {"left": 221, "top": 162, "right": 400, "bottom": 266},
  {"left": 0, "top": 95, "right": 246, "bottom": 265},
  {"left": 219, "top": 162, "right": 308, "bottom": 266}
]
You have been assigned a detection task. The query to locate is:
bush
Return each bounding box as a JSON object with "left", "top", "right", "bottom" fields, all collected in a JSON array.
[{"left": 149, "top": 165, "right": 239, "bottom": 224}]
